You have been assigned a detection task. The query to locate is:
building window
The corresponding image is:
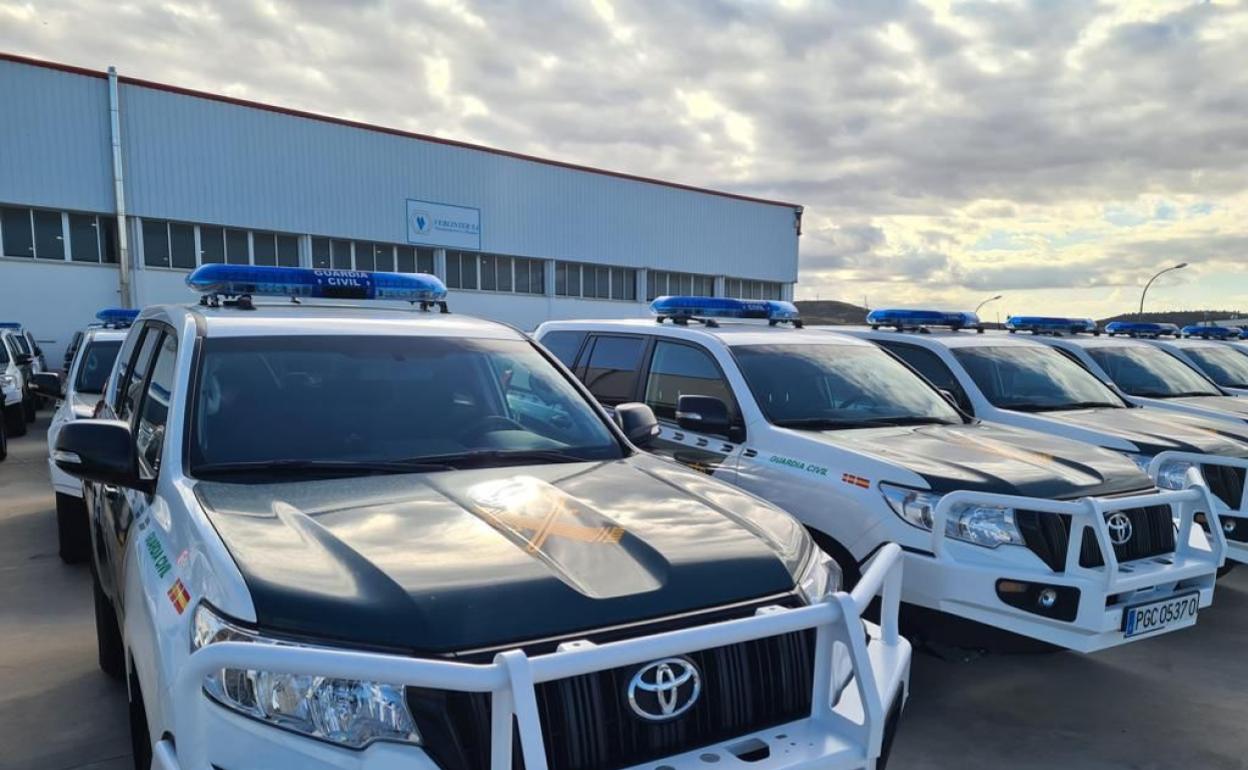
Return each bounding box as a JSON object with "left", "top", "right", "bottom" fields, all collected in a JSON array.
[
  {"left": 1, "top": 206, "right": 116, "bottom": 264},
  {"left": 446, "top": 251, "right": 477, "bottom": 289},
  {"left": 0, "top": 207, "right": 34, "bottom": 258},
  {"left": 33, "top": 210, "right": 65, "bottom": 260},
  {"left": 724, "top": 278, "right": 783, "bottom": 300},
  {"left": 143, "top": 220, "right": 299, "bottom": 270},
  {"left": 331, "top": 239, "right": 352, "bottom": 269},
  {"left": 200, "top": 226, "right": 225, "bottom": 264},
  {"left": 647, "top": 270, "right": 715, "bottom": 301},
  {"left": 396, "top": 245, "right": 434, "bottom": 274},
  {"left": 142, "top": 220, "right": 171, "bottom": 268},
  {"left": 555, "top": 261, "right": 636, "bottom": 300},
  {"left": 310, "top": 238, "right": 431, "bottom": 273},
  {"left": 449, "top": 252, "right": 545, "bottom": 294}
]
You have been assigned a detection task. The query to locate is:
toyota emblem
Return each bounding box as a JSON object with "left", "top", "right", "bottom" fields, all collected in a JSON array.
[
  {"left": 1107, "top": 512, "right": 1134, "bottom": 546},
  {"left": 627, "top": 657, "right": 701, "bottom": 721}
]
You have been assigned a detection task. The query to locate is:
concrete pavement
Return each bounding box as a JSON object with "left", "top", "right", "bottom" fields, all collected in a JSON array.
[{"left": 1, "top": 413, "right": 1246, "bottom": 770}]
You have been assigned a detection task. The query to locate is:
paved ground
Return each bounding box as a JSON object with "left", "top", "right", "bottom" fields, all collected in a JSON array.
[{"left": 2, "top": 413, "right": 1246, "bottom": 770}]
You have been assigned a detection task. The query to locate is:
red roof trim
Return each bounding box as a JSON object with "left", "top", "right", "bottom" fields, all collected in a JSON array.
[{"left": 0, "top": 51, "right": 801, "bottom": 210}]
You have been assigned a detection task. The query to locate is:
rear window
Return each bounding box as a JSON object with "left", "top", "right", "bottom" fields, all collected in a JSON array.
[{"left": 540, "top": 330, "right": 587, "bottom": 368}]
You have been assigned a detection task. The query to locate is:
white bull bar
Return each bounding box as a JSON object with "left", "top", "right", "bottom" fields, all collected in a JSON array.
[
  {"left": 156, "top": 544, "right": 910, "bottom": 770},
  {"left": 931, "top": 485, "right": 1226, "bottom": 589},
  {"left": 1151, "top": 452, "right": 1243, "bottom": 564}
]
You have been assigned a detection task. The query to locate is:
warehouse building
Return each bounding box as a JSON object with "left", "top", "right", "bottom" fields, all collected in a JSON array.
[{"left": 0, "top": 53, "right": 801, "bottom": 364}]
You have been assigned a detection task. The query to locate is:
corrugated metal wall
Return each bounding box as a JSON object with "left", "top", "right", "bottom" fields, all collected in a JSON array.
[{"left": 1, "top": 57, "right": 797, "bottom": 282}]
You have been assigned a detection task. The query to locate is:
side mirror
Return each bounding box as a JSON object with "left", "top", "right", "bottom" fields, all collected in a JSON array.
[
  {"left": 31, "top": 372, "right": 63, "bottom": 400},
  {"left": 53, "top": 420, "right": 152, "bottom": 492},
  {"left": 615, "top": 402, "right": 660, "bottom": 447},
  {"left": 676, "top": 394, "right": 731, "bottom": 434}
]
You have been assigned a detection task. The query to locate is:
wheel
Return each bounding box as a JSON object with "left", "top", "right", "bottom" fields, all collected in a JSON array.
[
  {"left": 0, "top": 415, "right": 7, "bottom": 461},
  {"left": 1218, "top": 562, "right": 1237, "bottom": 579},
  {"left": 4, "top": 404, "right": 25, "bottom": 437},
  {"left": 24, "top": 396, "right": 36, "bottom": 422},
  {"left": 92, "top": 566, "right": 125, "bottom": 680},
  {"left": 128, "top": 667, "right": 153, "bottom": 770},
  {"left": 56, "top": 493, "right": 90, "bottom": 564}
]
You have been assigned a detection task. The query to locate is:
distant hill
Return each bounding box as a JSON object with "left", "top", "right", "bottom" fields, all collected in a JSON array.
[
  {"left": 795, "top": 300, "right": 869, "bottom": 325},
  {"left": 1097, "top": 310, "right": 1245, "bottom": 326}
]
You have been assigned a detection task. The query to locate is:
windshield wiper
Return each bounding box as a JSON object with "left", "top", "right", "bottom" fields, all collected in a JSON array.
[
  {"left": 412, "top": 448, "right": 596, "bottom": 468},
  {"left": 1132, "top": 390, "right": 1220, "bottom": 399},
  {"left": 773, "top": 416, "right": 954, "bottom": 430},
  {"left": 193, "top": 458, "right": 456, "bottom": 479}
]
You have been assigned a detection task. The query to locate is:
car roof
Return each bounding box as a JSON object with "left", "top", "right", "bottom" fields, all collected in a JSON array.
[
  {"left": 139, "top": 301, "right": 526, "bottom": 341},
  {"left": 82, "top": 327, "right": 130, "bottom": 343},
  {"left": 537, "top": 318, "right": 876, "bottom": 348},
  {"left": 1159, "top": 338, "right": 1230, "bottom": 350},
  {"left": 1041, "top": 334, "right": 1163, "bottom": 350}
]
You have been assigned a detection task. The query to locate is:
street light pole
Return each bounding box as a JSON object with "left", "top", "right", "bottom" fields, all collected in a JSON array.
[
  {"left": 975, "top": 294, "right": 1003, "bottom": 314},
  {"left": 1139, "top": 263, "right": 1188, "bottom": 318}
]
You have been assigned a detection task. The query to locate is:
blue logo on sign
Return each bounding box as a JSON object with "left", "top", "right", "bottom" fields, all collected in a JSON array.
[{"left": 412, "top": 211, "right": 431, "bottom": 234}]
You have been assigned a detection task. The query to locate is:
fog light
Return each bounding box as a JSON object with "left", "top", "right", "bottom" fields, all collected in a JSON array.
[
  {"left": 1223, "top": 519, "right": 1236, "bottom": 534},
  {"left": 1037, "top": 588, "right": 1058, "bottom": 609}
]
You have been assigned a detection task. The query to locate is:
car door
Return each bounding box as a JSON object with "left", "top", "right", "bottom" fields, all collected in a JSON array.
[
  {"left": 641, "top": 339, "right": 746, "bottom": 481},
  {"left": 95, "top": 324, "right": 163, "bottom": 600}
]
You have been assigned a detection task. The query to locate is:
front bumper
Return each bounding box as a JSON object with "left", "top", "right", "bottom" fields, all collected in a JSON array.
[
  {"left": 152, "top": 546, "right": 909, "bottom": 770},
  {"left": 1151, "top": 452, "right": 1248, "bottom": 566},
  {"left": 901, "top": 487, "right": 1223, "bottom": 654}
]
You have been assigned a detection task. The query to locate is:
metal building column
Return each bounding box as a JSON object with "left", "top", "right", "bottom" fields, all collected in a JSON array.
[
  {"left": 714, "top": 275, "right": 726, "bottom": 297},
  {"left": 543, "top": 259, "right": 556, "bottom": 296},
  {"left": 636, "top": 268, "right": 648, "bottom": 303},
  {"left": 434, "top": 249, "right": 447, "bottom": 280},
  {"left": 107, "top": 66, "right": 133, "bottom": 308}
]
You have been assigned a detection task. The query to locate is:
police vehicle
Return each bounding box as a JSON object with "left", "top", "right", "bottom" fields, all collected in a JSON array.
[
  {"left": 53, "top": 266, "right": 910, "bottom": 770},
  {"left": 536, "top": 299, "right": 1223, "bottom": 653},
  {"left": 999, "top": 317, "right": 1248, "bottom": 568},
  {"left": 1, "top": 326, "right": 37, "bottom": 431},
  {"left": 843, "top": 311, "right": 1248, "bottom": 569},
  {"left": 1138, "top": 325, "right": 1248, "bottom": 397},
  {"left": 31, "top": 309, "right": 135, "bottom": 563}
]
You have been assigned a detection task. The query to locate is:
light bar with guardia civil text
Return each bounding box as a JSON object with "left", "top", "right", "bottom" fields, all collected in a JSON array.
[
  {"left": 649, "top": 296, "right": 803, "bottom": 327},
  {"left": 866, "top": 308, "right": 982, "bottom": 332},
  {"left": 95, "top": 308, "right": 140, "bottom": 327},
  {"left": 1105, "top": 321, "right": 1181, "bottom": 338},
  {"left": 1005, "top": 316, "right": 1099, "bottom": 336},
  {"left": 1181, "top": 325, "right": 1241, "bottom": 340},
  {"left": 186, "top": 264, "right": 448, "bottom": 305}
]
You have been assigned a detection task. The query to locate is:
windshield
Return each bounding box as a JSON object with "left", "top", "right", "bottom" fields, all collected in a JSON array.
[
  {"left": 952, "top": 345, "right": 1124, "bottom": 411},
  {"left": 189, "top": 335, "right": 624, "bottom": 479},
  {"left": 734, "top": 343, "right": 962, "bottom": 429},
  {"left": 1085, "top": 345, "right": 1222, "bottom": 398},
  {"left": 1179, "top": 346, "right": 1248, "bottom": 390},
  {"left": 12, "top": 333, "right": 31, "bottom": 356},
  {"left": 74, "top": 340, "right": 122, "bottom": 395}
]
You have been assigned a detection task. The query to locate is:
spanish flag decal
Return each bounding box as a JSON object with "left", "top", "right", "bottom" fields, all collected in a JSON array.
[{"left": 167, "top": 579, "right": 191, "bottom": 615}]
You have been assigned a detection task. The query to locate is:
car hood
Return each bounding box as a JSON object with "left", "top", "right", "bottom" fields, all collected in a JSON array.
[
  {"left": 1042, "top": 407, "right": 1248, "bottom": 456},
  {"left": 196, "top": 456, "right": 805, "bottom": 655},
  {"left": 1165, "top": 395, "right": 1248, "bottom": 421},
  {"left": 803, "top": 422, "right": 1151, "bottom": 497}
]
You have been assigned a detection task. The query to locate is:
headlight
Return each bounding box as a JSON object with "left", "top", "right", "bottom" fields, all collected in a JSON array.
[
  {"left": 1128, "top": 454, "right": 1197, "bottom": 490},
  {"left": 0, "top": 374, "right": 14, "bottom": 388},
  {"left": 796, "top": 548, "right": 842, "bottom": 603},
  {"left": 191, "top": 603, "right": 419, "bottom": 749},
  {"left": 880, "top": 483, "right": 1025, "bottom": 549}
]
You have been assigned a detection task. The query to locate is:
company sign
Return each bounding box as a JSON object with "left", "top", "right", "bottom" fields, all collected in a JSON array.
[{"left": 406, "top": 198, "right": 481, "bottom": 250}]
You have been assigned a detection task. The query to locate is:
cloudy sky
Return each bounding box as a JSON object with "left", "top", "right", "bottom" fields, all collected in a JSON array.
[{"left": 3, "top": 0, "right": 1247, "bottom": 318}]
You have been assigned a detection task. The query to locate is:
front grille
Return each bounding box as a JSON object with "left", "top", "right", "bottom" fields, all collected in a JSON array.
[
  {"left": 1201, "top": 463, "right": 1246, "bottom": 510},
  {"left": 411, "top": 630, "right": 815, "bottom": 770},
  {"left": 1017, "top": 504, "right": 1175, "bottom": 571}
]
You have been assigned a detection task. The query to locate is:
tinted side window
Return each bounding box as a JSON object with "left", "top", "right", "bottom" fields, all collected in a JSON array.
[
  {"left": 541, "top": 330, "right": 587, "bottom": 368},
  {"left": 117, "top": 328, "right": 162, "bottom": 421},
  {"left": 136, "top": 334, "right": 178, "bottom": 474},
  {"left": 645, "top": 341, "right": 740, "bottom": 426},
  {"left": 880, "top": 341, "right": 973, "bottom": 413},
  {"left": 582, "top": 336, "right": 645, "bottom": 405}
]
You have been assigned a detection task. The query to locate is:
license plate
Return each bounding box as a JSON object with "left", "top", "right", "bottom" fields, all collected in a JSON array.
[{"left": 1122, "top": 591, "right": 1200, "bottom": 639}]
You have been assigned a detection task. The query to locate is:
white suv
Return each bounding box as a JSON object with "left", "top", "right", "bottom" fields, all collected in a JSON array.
[
  {"left": 538, "top": 299, "right": 1223, "bottom": 653},
  {"left": 53, "top": 267, "right": 909, "bottom": 770}
]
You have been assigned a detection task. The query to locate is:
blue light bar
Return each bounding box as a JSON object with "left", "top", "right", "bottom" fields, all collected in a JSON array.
[
  {"left": 0, "top": 322, "right": 22, "bottom": 329},
  {"left": 1105, "top": 321, "right": 1181, "bottom": 338},
  {"left": 649, "top": 296, "right": 802, "bottom": 327},
  {"left": 1005, "top": 316, "right": 1099, "bottom": 335},
  {"left": 1181, "top": 324, "right": 1240, "bottom": 340},
  {"left": 95, "top": 308, "right": 140, "bottom": 327},
  {"left": 866, "top": 308, "right": 982, "bottom": 332},
  {"left": 186, "top": 264, "right": 447, "bottom": 304}
]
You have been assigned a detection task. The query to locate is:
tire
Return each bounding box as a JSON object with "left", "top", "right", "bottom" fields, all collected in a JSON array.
[
  {"left": 4, "top": 404, "right": 25, "bottom": 438},
  {"left": 56, "top": 493, "right": 90, "bottom": 564},
  {"left": 92, "top": 567, "right": 125, "bottom": 680},
  {"left": 1218, "top": 562, "right": 1237, "bottom": 579},
  {"left": 24, "top": 396, "right": 36, "bottom": 422},
  {"left": 0, "top": 415, "right": 7, "bottom": 461},
  {"left": 128, "top": 667, "right": 153, "bottom": 770}
]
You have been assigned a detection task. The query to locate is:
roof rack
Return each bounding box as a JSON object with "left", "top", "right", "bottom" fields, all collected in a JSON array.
[
  {"left": 650, "top": 296, "right": 803, "bottom": 328},
  {"left": 1005, "top": 316, "right": 1100, "bottom": 336},
  {"left": 186, "top": 265, "right": 450, "bottom": 312},
  {"left": 1104, "top": 321, "right": 1181, "bottom": 339},
  {"left": 865, "top": 309, "right": 983, "bottom": 334}
]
